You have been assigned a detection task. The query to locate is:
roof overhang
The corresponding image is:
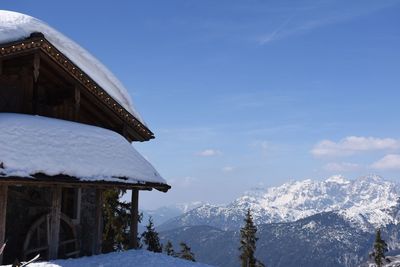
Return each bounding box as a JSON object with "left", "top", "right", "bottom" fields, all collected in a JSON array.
[
  {"left": 0, "top": 174, "right": 171, "bottom": 192},
  {"left": 0, "top": 32, "right": 154, "bottom": 141},
  {"left": 0, "top": 113, "right": 170, "bottom": 192}
]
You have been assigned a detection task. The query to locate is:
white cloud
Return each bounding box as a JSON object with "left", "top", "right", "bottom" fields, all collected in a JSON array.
[
  {"left": 222, "top": 166, "right": 235, "bottom": 172},
  {"left": 197, "top": 149, "right": 222, "bottom": 157},
  {"left": 371, "top": 154, "right": 400, "bottom": 170},
  {"left": 311, "top": 136, "right": 400, "bottom": 157},
  {"left": 323, "top": 162, "right": 361, "bottom": 172},
  {"left": 251, "top": 140, "right": 272, "bottom": 152}
]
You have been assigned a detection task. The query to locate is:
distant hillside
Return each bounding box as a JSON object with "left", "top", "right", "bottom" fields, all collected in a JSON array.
[
  {"left": 160, "top": 212, "right": 377, "bottom": 267},
  {"left": 139, "top": 201, "right": 205, "bottom": 233}
]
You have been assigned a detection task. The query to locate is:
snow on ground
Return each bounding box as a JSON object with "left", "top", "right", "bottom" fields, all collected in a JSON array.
[
  {"left": 362, "top": 255, "right": 400, "bottom": 267},
  {"left": 0, "top": 10, "right": 144, "bottom": 125},
  {"left": 3, "top": 250, "right": 215, "bottom": 267},
  {"left": 0, "top": 113, "right": 166, "bottom": 185}
]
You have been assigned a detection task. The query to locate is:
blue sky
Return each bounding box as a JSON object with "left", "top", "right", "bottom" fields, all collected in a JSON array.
[{"left": 2, "top": 1, "right": 400, "bottom": 209}]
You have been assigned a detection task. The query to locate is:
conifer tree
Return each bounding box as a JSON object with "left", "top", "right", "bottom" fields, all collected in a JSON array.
[
  {"left": 178, "top": 242, "right": 196, "bottom": 262},
  {"left": 141, "top": 217, "right": 162, "bottom": 253},
  {"left": 164, "top": 240, "right": 175, "bottom": 256},
  {"left": 239, "top": 209, "right": 265, "bottom": 267},
  {"left": 371, "top": 229, "right": 388, "bottom": 267},
  {"left": 102, "top": 189, "right": 132, "bottom": 252}
]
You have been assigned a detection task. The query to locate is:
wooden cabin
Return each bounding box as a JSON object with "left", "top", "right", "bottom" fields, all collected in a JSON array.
[{"left": 0, "top": 11, "right": 170, "bottom": 264}]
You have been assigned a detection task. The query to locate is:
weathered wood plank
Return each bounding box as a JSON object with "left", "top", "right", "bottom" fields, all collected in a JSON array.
[
  {"left": 129, "top": 189, "right": 139, "bottom": 249},
  {"left": 93, "top": 189, "right": 103, "bottom": 255},
  {"left": 74, "top": 85, "right": 80, "bottom": 121},
  {"left": 33, "top": 52, "right": 40, "bottom": 82},
  {"left": 48, "top": 186, "right": 62, "bottom": 260},
  {"left": 0, "top": 185, "right": 7, "bottom": 265}
]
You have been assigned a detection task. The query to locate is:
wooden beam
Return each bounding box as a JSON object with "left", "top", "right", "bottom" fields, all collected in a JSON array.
[
  {"left": 33, "top": 52, "right": 40, "bottom": 82},
  {"left": 93, "top": 189, "right": 103, "bottom": 255},
  {"left": 129, "top": 189, "right": 139, "bottom": 249},
  {"left": 74, "top": 85, "right": 80, "bottom": 121},
  {"left": 0, "top": 177, "right": 168, "bottom": 192},
  {"left": 0, "top": 185, "right": 8, "bottom": 265},
  {"left": 48, "top": 186, "right": 62, "bottom": 260}
]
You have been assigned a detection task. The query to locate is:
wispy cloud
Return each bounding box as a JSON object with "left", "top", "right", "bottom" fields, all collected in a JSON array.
[
  {"left": 311, "top": 136, "right": 400, "bottom": 157},
  {"left": 222, "top": 166, "right": 235, "bottom": 173},
  {"left": 323, "top": 162, "right": 361, "bottom": 172},
  {"left": 257, "top": 1, "right": 400, "bottom": 45},
  {"left": 251, "top": 140, "right": 273, "bottom": 153},
  {"left": 371, "top": 154, "right": 400, "bottom": 170},
  {"left": 258, "top": 18, "right": 292, "bottom": 45},
  {"left": 197, "top": 149, "right": 222, "bottom": 157}
]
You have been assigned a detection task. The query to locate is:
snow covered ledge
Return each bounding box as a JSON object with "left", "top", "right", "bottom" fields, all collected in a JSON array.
[
  {"left": 2, "top": 250, "right": 215, "bottom": 267},
  {"left": 0, "top": 113, "right": 169, "bottom": 190}
]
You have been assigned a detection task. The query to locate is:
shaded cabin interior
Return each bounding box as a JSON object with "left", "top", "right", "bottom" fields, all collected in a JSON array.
[
  {"left": 0, "top": 33, "right": 169, "bottom": 264},
  {"left": 5, "top": 186, "right": 95, "bottom": 262}
]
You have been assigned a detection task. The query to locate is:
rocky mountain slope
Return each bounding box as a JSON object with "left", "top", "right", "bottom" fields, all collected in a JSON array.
[
  {"left": 139, "top": 201, "right": 206, "bottom": 233},
  {"left": 160, "top": 212, "right": 378, "bottom": 267},
  {"left": 159, "top": 175, "right": 400, "bottom": 232}
]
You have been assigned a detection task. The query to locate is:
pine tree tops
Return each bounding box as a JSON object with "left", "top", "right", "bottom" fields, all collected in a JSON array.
[
  {"left": 141, "top": 217, "right": 163, "bottom": 253},
  {"left": 371, "top": 228, "right": 388, "bottom": 267},
  {"left": 164, "top": 240, "right": 175, "bottom": 256},
  {"left": 162, "top": 240, "right": 196, "bottom": 262},
  {"left": 139, "top": 219, "right": 196, "bottom": 262},
  {"left": 239, "top": 209, "right": 265, "bottom": 267},
  {"left": 178, "top": 242, "right": 196, "bottom": 262}
]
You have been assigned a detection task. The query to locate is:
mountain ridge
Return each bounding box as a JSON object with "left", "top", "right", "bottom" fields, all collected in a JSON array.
[{"left": 159, "top": 174, "right": 400, "bottom": 232}]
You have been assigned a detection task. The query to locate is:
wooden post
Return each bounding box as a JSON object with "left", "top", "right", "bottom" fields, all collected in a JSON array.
[
  {"left": 0, "top": 185, "right": 8, "bottom": 265},
  {"left": 48, "top": 186, "right": 62, "bottom": 260},
  {"left": 31, "top": 53, "right": 40, "bottom": 114},
  {"left": 129, "top": 189, "right": 139, "bottom": 249},
  {"left": 74, "top": 86, "right": 80, "bottom": 121},
  {"left": 33, "top": 53, "right": 40, "bottom": 83},
  {"left": 93, "top": 189, "right": 103, "bottom": 255}
]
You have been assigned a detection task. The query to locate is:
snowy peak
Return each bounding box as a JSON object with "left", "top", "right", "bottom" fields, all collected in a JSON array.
[
  {"left": 325, "top": 175, "right": 350, "bottom": 184},
  {"left": 174, "top": 201, "right": 208, "bottom": 213},
  {"left": 160, "top": 175, "right": 400, "bottom": 232}
]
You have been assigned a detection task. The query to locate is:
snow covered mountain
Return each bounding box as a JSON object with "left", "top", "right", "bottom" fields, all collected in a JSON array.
[
  {"left": 159, "top": 208, "right": 400, "bottom": 267},
  {"left": 141, "top": 201, "right": 206, "bottom": 227},
  {"left": 159, "top": 175, "right": 400, "bottom": 232}
]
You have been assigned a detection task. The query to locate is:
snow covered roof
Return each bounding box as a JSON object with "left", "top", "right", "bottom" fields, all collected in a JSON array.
[
  {"left": 0, "top": 10, "right": 145, "bottom": 126},
  {"left": 0, "top": 113, "right": 168, "bottom": 190}
]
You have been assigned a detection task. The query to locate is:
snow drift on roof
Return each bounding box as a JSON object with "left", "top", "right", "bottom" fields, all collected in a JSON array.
[
  {"left": 0, "top": 113, "right": 166, "bottom": 185},
  {"left": 0, "top": 10, "right": 145, "bottom": 125}
]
